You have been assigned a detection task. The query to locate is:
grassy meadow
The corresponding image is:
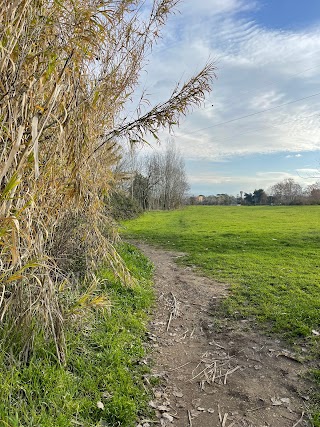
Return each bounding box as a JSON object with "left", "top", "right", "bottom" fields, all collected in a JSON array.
[
  {"left": 122, "top": 206, "right": 320, "bottom": 343},
  {"left": 123, "top": 205, "right": 320, "bottom": 424}
]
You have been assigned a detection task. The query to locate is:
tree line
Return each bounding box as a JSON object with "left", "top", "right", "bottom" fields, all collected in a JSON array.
[{"left": 189, "top": 178, "right": 320, "bottom": 206}]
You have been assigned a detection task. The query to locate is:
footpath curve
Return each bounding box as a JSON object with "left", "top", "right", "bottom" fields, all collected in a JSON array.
[{"left": 137, "top": 243, "right": 311, "bottom": 427}]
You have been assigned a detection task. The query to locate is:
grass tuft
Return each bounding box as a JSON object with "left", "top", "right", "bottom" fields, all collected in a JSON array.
[{"left": 0, "top": 243, "right": 154, "bottom": 427}]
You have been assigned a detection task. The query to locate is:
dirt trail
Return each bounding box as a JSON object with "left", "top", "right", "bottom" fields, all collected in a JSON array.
[{"left": 137, "top": 243, "right": 312, "bottom": 427}]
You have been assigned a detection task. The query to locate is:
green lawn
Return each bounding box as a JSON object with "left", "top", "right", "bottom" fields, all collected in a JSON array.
[{"left": 122, "top": 206, "right": 320, "bottom": 342}]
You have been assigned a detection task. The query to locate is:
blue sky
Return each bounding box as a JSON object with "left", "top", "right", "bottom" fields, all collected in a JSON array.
[
  {"left": 132, "top": 0, "right": 320, "bottom": 195},
  {"left": 252, "top": 0, "right": 320, "bottom": 31}
]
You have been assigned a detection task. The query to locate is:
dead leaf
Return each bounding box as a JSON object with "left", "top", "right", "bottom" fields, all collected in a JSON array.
[
  {"left": 172, "top": 390, "right": 183, "bottom": 398},
  {"left": 271, "top": 397, "right": 282, "bottom": 406},
  {"left": 162, "top": 413, "right": 174, "bottom": 422},
  {"left": 97, "top": 401, "right": 104, "bottom": 410}
]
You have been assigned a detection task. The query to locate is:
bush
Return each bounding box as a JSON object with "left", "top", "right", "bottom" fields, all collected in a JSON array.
[{"left": 108, "top": 191, "right": 143, "bottom": 220}]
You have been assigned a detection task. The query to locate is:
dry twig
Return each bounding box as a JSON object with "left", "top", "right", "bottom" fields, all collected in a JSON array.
[
  {"left": 291, "top": 411, "right": 305, "bottom": 427},
  {"left": 169, "top": 361, "right": 192, "bottom": 371},
  {"left": 166, "top": 292, "right": 178, "bottom": 332},
  {"left": 224, "top": 365, "right": 241, "bottom": 385}
]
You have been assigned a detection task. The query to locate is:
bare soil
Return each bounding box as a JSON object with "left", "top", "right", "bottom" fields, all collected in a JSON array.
[{"left": 136, "top": 243, "right": 313, "bottom": 427}]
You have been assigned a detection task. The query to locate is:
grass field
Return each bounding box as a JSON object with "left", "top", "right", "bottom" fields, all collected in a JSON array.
[
  {"left": 123, "top": 205, "right": 320, "bottom": 424},
  {"left": 122, "top": 206, "right": 320, "bottom": 343}
]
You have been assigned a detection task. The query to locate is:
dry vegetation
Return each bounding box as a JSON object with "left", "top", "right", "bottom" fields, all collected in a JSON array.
[{"left": 0, "top": 0, "right": 215, "bottom": 364}]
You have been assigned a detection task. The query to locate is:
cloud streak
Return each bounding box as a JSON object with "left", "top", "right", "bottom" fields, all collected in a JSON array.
[{"left": 133, "top": 0, "right": 320, "bottom": 193}]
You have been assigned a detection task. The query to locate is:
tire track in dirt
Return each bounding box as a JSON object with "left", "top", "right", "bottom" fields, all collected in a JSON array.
[{"left": 136, "top": 243, "right": 312, "bottom": 427}]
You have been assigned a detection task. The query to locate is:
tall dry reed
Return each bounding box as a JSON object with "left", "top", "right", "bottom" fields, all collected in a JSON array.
[{"left": 0, "top": 0, "right": 215, "bottom": 363}]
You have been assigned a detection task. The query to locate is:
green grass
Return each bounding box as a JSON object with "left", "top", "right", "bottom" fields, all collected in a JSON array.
[
  {"left": 122, "top": 205, "right": 320, "bottom": 424},
  {"left": 122, "top": 206, "right": 320, "bottom": 341},
  {"left": 0, "top": 243, "right": 154, "bottom": 427}
]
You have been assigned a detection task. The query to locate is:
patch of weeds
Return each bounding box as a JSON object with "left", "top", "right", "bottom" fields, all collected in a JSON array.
[
  {"left": 0, "top": 243, "right": 154, "bottom": 427},
  {"left": 148, "top": 376, "right": 161, "bottom": 387}
]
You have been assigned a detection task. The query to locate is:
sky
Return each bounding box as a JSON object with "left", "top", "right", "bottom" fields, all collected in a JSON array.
[{"left": 130, "top": 0, "right": 320, "bottom": 196}]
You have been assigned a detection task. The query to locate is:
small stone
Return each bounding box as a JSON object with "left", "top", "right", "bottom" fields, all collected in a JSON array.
[
  {"left": 172, "top": 390, "right": 183, "bottom": 398},
  {"left": 158, "top": 405, "right": 169, "bottom": 412},
  {"left": 154, "top": 391, "right": 162, "bottom": 398},
  {"left": 149, "top": 401, "right": 157, "bottom": 408},
  {"left": 197, "top": 407, "right": 205, "bottom": 411},
  {"left": 162, "top": 413, "right": 174, "bottom": 422},
  {"left": 271, "top": 397, "right": 282, "bottom": 406},
  {"left": 207, "top": 408, "right": 215, "bottom": 414},
  {"left": 192, "top": 398, "right": 201, "bottom": 407},
  {"left": 176, "top": 402, "right": 186, "bottom": 408}
]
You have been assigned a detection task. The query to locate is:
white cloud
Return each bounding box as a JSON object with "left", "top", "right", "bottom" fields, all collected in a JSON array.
[
  {"left": 296, "top": 168, "right": 319, "bottom": 176},
  {"left": 128, "top": 1, "right": 320, "bottom": 193},
  {"left": 250, "top": 90, "right": 285, "bottom": 110},
  {"left": 286, "top": 154, "right": 302, "bottom": 158}
]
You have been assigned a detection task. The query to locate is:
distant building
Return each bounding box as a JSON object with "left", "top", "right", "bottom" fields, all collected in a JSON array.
[{"left": 196, "top": 195, "right": 205, "bottom": 203}]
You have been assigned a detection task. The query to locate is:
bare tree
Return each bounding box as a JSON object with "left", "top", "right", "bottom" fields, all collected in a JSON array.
[
  {"left": 305, "top": 181, "right": 320, "bottom": 204},
  {"left": 270, "top": 178, "right": 303, "bottom": 205},
  {"left": 132, "top": 143, "right": 189, "bottom": 210}
]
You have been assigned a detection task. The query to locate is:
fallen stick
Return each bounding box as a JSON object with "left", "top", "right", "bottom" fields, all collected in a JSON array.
[
  {"left": 210, "top": 361, "right": 217, "bottom": 384},
  {"left": 166, "top": 311, "right": 173, "bottom": 332},
  {"left": 169, "top": 361, "right": 192, "bottom": 371},
  {"left": 276, "top": 352, "right": 302, "bottom": 363},
  {"left": 209, "top": 340, "right": 225, "bottom": 349},
  {"left": 180, "top": 328, "right": 189, "bottom": 339},
  {"left": 246, "top": 405, "right": 267, "bottom": 413},
  {"left": 187, "top": 410, "right": 193, "bottom": 427},
  {"left": 222, "top": 412, "right": 228, "bottom": 427},
  {"left": 166, "top": 292, "right": 178, "bottom": 332},
  {"left": 291, "top": 411, "right": 305, "bottom": 427},
  {"left": 224, "top": 365, "right": 241, "bottom": 385},
  {"left": 190, "top": 362, "right": 216, "bottom": 381},
  {"left": 217, "top": 405, "right": 229, "bottom": 427}
]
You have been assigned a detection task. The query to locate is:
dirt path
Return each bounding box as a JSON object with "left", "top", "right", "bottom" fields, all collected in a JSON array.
[{"left": 136, "top": 243, "right": 312, "bottom": 427}]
